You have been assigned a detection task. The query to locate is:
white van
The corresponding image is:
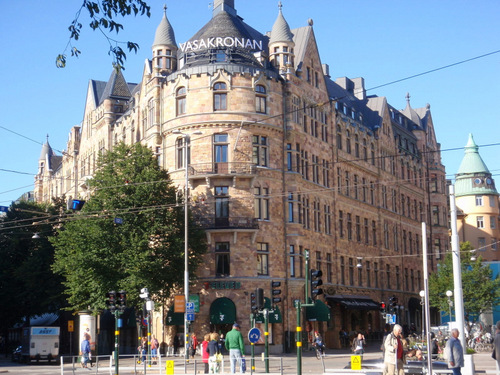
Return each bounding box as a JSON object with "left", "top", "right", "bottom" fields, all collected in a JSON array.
[{"left": 20, "top": 326, "right": 60, "bottom": 363}]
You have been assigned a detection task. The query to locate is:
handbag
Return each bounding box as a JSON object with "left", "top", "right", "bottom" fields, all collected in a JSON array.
[{"left": 215, "top": 353, "right": 223, "bottom": 363}]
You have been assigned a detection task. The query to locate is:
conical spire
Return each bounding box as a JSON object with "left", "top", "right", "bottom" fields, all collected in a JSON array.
[
  {"left": 39, "top": 135, "right": 53, "bottom": 161},
  {"left": 153, "top": 5, "right": 177, "bottom": 47},
  {"left": 269, "top": 2, "right": 294, "bottom": 44},
  {"left": 457, "top": 134, "right": 490, "bottom": 175},
  {"left": 402, "top": 93, "right": 422, "bottom": 127}
]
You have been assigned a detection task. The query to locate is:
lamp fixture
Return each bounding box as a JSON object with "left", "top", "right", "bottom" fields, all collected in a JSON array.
[
  {"left": 356, "top": 257, "right": 362, "bottom": 268},
  {"left": 32, "top": 233, "right": 40, "bottom": 239}
]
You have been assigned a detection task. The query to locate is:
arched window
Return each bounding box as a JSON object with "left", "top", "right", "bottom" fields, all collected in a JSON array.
[
  {"left": 255, "top": 85, "right": 267, "bottom": 114},
  {"left": 176, "top": 87, "right": 186, "bottom": 116},
  {"left": 213, "top": 82, "right": 227, "bottom": 111},
  {"left": 346, "top": 130, "right": 351, "bottom": 154}
]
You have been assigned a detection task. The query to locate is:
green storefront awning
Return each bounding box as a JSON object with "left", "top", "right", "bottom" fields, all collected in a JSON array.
[
  {"left": 306, "top": 300, "right": 331, "bottom": 322},
  {"left": 165, "top": 306, "right": 184, "bottom": 326},
  {"left": 210, "top": 297, "right": 236, "bottom": 324}
]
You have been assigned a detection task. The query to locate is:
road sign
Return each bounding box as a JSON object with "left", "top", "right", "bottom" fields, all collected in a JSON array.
[
  {"left": 248, "top": 327, "right": 261, "bottom": 344},
  {"left": 186, "top": 302, "right": 195, "bottom": 313},
  {"left": 0, "top": 206, "right": 8, "bottom": 213},
  {"left": 166, "top": 360, "right": 174, "bottom": 374},
  {"left": 351, "top": 355, "right": 362, "bottom": 370},
  {"left": 186, "top": 313, "right": 195, "bottom": 321},
  {"left": 114, "top": 217, "right": 123, "bottom": 224}
]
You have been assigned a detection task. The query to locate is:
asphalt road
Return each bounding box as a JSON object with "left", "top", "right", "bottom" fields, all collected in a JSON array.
[{"left": 0, "top": 348, "right": 496, "bottom": 374}]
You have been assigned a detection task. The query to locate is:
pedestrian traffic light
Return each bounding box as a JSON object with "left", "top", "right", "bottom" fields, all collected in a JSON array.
[
  {"left": 117, "top": 290, "right": 127, "bottom": 312},
  {"left": 106, "top": 291, "right": 117, "bottom": 311},
  {"left": 310, "top": 269, "right": 323, "bottom": 299},
  {"left": 271, "top": 281, "right": 282, "bottom": 304},
  {"left": 256, "top": 288, "right": 265, "bottom": 311},
  {"left": 379, "top": 302, "right": 386, "bottom": 312}
]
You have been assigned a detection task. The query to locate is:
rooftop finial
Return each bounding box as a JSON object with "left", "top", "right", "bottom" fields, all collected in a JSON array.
[
  {"left": 163, "top": 4, "right": 167, "bottom": 15},
  {"left": 278, "top": 1, "right": 282, "bottom": 11},
  {"left": 406, "top": 92, "right": 410, "bottom": 104}
]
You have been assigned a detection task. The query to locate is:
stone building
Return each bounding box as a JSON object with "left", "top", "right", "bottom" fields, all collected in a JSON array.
[
  {"left": 454, "top": 134, "right": 500, "bottom": 325},
  {"left": 34, "top": 0, "right": 447, "bottom": 351}
]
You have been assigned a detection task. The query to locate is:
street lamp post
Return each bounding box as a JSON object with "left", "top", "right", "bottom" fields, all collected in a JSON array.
[
  {"left": 172, "top": 130, "right": 202, "bottom": 369},
  {"left": 446, "top": 290, "right": 453, "bottom": 321}
]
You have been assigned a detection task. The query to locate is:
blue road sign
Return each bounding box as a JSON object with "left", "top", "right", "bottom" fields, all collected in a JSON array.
[
  {"left": 248, "top": 327, "right": 261, "bottom": 344},
  {"left": 186, "top": 302, "right": 195, "bottom": 313},
  {"left": 186, "top": 313, "right": 195, "bottom": 321},
  {"left": 0, "top": 206, "right": 8, "bottom": 213},
  {"left": 114, "top": 217, "right": 123, "bottom": 224}
]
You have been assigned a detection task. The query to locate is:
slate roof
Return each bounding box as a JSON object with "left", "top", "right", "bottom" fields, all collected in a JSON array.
[
  {"left": 39, "top": 140, "right": 62, "bottom": 173},
  {"left": 269, "top": 8, "right": 294, "bottom": 44},
  {"left": 152, "top": 7, "right": 177, "bottom": 47},
  {"left": 90, "top": 70, "right": 137, "bottom": 107}
]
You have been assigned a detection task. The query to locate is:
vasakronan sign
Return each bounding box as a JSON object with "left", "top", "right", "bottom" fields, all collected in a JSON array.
[{"left": 180, "top": 37, "right": 263, "bottom": 53}]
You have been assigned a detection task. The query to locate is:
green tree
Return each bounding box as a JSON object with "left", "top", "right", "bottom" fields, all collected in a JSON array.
[
  {"left": 429, "top": 241, "right": 500, "bottom": 326},
  {"left": 0, "top": 200, "right": 66, "bottom": 335},
  {"left": 51, "top": 143, "right": 206, "bottom": 312},
  {"left": 57, "top": 0, "right": 151, "bottom": 69}
]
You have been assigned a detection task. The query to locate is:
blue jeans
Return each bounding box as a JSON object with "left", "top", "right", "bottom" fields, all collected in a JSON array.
[
  {"left": 229, "top": 349, "right": 242, "bottom": 374},
  {"left": 451, "top": 367, "right": 462, "bottom": 375}
]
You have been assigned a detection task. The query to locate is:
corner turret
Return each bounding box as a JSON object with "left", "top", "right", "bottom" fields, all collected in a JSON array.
[
  {"left": 152, "top": 5, "right": 178, "bottom": 74},
  {"left": 269, "top": 2, "right": 295, "bottom": 73}
]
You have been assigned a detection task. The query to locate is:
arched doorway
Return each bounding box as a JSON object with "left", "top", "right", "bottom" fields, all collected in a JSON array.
[{"left": 209, "top": 297, "right": 236, "bottom": 337}]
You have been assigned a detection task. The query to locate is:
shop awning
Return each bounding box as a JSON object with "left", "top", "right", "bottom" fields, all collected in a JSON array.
[
  {"left": 327, "top": 295, "right": 380, "bottom": 310},
  {"left": 165, "top": 306, "right": 184, "bottom": 326},
  {"left": 210, "top": 297, "right": 236, "bottom": 325},
  {"left": 305, "top": 300, "right": 331, "bottom": 322}
]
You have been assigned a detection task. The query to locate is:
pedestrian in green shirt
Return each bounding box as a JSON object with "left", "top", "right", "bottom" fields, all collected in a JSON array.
[{"left": 225, "top": 323, "right": 245, "bottom": 374}]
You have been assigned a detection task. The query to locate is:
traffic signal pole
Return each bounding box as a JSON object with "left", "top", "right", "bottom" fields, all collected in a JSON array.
[
  {"left": 114, "top": 310, "right": 120, "bottom": 375},
  {"left": 296, "top": 250, "right": 316, "bottom": 375}
]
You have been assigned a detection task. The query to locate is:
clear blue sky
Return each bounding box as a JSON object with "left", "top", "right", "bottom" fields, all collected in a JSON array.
[{"left": 1, "top": 0, "right": 499, "bottom": 205}]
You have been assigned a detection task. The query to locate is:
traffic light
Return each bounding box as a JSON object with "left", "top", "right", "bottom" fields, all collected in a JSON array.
[
  {"left": 310, "top": 269, "right": 323, "bottom": 299},
  {"left": 250, "top": 292, "right": 257, "bottom": 313},
  {"left": 389, "top": 295, "right": 398, "bottom": 312},
  {"left": 256, "top": 288, "right": 265, "bottom": 311},
  {"left": 117, "top": 290, "right": 127, "bottom": 312},
  {"left": 271, "top": 281, "right": 282, "bottom": 304},
  {"left": 106, "top": 291, "right": 117, "bottom": 311},
  {"left": 379, "top": 302, "right": 386, "bottom": 313}
]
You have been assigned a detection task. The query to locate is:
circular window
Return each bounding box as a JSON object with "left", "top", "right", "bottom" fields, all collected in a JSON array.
[{"left": 474, "top": 178, "right": 482, "bottom": 185}]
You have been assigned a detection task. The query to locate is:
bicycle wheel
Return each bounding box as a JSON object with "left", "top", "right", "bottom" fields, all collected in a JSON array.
[{"left": 316, "top": 348, "right": 321, "bottom": 360}]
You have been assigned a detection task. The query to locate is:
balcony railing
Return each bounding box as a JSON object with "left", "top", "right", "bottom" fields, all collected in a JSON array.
[
  {"left": 195, "top": 216, "right": 259, "bottom": 230},
  {"left": 189, "top": 162, "right": 256, "bottom": 177}
]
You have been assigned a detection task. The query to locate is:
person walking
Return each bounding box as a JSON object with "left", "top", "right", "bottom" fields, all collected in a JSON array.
[
  {"left": 493, "top": 321, "right": 500, "bottom": 375},
  {"left": 80, "top": 333, "right": 91, "bottom": 368},
  {"left": 225, "top": 323, "right": 245, "bottom": 374},
  {"left": 190, "top": 333, "right": 199, "bottom": 358},
  {"left": 352, "top": 332, "right": 366, "bottom": 356},
  {"left": 201, "top": 333, "right": 210, "bottom": 374},
  {"left": 384, "top": 324, "right": 405, "bottom": 375},
  {"left": 173, "top": 334, "right": 180, "bottom": 357},
  {"left": 151, "top": 335, "right": 159, "bottom": 364},
  {"left": 138, "top": 337, "right": 147, "bottom": 364},
  {"left": 444, "top": 328, "right": 464, "bottom": 375},
  {"left": 207, "top": 332, "right": 221, "bottom": 374}
]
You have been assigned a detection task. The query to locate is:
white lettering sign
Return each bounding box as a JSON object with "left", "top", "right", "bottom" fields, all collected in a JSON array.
[{"left": 180, "top": 37, "right": 263, "bottom": 53}]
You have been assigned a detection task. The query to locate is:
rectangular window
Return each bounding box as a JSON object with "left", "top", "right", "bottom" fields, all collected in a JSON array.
[
  {"left": 372, "top": 220, "right": 377, "bottom": 246},
  {"left": 257, "top": 242, "right": 269, "bottom": 276},
  {"left": 347, "top": 213, "right": 352, "bottom": 240},
  {"left": 366, "top": 261, "right": 371, "bottom": 287},
  {"left": 477, "top": 216, "right": 484, "bottom": 228},
  {"left": 254, "top": 187, "right": 270, "bottom": 220},
  {"left": 492, "top": 238, "right": 498, "bottom": 251},
  {"left": 324, "top": 204, "right": 331, "bottom": 235},
  {"left": 290, "top": 245, "right": 296, "bottom": 277},
  {"left": 374, "top": 262, "right": 379, "bottom": 288},
  {"left": 490, "top": 216, "right": 496, "bottom": 229},
  {"left": 356, "top": 215, "right": 361, "bottom": 242},
  {"left": 490, "top": 196, "right": 496, "bottom": 208},
  {"left": 476, "top": 195, "right": 483, "bottom": 206},
  {"left": 340, "top": 256, "right": 345, "bottom": 285},
  {"left": 478, "top": 237, "right": 486, "bottom": 249},
  {"left": 215, "top": 242, "right": 230, "bottom": 277},
  {"left": 288, "top": 193, "right": 294, "bottom": 223},
  {"left": 349, "top": 258, "right": 354, "bottom": 286},
  {"left": 339, "top": 210, "right": 344, "bottom": 238},
  {"left": 327, "top": 253, "right": 332, "bottom": 283},
  {"left": 299, "top": 246, "right": 304, "bottom": 278},
  {"left": 252, "top": 135, "right": 268, "bottom": 167},
  {"left": 286, "top": 144, "right": 293, "bottom": 171},
  {"left": 215, "top": 186, "right": 229, "bottom": 226}
]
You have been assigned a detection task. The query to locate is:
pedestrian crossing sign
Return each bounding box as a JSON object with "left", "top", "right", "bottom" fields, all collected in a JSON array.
[
  {"left": 351, "top": 355, "right": 361, "bottom": 370},
  {"left": 166, "top": 360, "right": 174, "bottom": 374}
]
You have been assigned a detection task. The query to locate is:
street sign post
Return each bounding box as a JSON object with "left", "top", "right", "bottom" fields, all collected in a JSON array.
[
  {"left": 186, "top": 313, "right": 195, "bottom": 321},
  {"left": 248, "top": 327, "right": 261, "bottom": 344}
]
